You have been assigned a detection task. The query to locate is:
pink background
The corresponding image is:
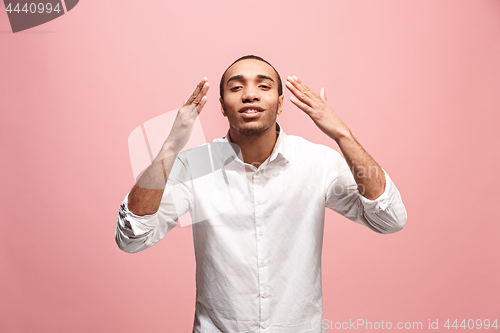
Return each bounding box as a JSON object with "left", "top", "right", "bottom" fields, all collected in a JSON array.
[{"left": 1, "top": 0, "right": 499, "bottom": 332}]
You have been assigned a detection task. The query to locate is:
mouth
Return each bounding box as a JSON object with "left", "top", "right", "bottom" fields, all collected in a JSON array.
[{"left": 239, "top": 106, "right": 265, "bottom": 114}]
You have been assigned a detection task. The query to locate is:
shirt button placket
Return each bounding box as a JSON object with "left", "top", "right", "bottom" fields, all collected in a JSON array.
[{"left": 253, "top": 171, "right": 270, "bottom": 331}]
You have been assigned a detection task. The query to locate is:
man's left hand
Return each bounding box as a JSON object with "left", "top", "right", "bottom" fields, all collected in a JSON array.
[{"left": 285, "top": 75, "right": 351, "bottom": 142}]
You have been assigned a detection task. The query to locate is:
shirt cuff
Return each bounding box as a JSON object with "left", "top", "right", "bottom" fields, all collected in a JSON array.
[
  {"left": 358, "top": 169, "right": 392, "bottom": 213},
  {"left": 121, "top": 193, "right": 160, "bottom": 228}
]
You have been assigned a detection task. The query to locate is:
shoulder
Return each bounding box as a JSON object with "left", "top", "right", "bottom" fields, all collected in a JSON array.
[{"left": 285, "top": 134, "right": 343, "bottom": 160}]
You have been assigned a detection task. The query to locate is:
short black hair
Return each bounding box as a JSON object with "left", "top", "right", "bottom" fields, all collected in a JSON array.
[{"left": 219, "top": 55, "right": 283, "bottom": 100}]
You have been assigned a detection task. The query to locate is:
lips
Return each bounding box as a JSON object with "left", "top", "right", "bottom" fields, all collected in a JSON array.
[{"left": 239, "top": 106, "right": 265, "bottom": 113}]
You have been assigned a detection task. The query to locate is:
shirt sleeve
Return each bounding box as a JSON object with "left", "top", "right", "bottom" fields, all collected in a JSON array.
[
  {"left": 115, "top": 156, "right": 193, "bottom": 253},
  {"left": 325, "top": 152, "right": 407, "bottom": 234}
]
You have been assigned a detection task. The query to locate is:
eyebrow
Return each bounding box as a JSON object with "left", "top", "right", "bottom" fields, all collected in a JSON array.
[{"left": 226, "top": 74, "right": 275, "bottom": 85}]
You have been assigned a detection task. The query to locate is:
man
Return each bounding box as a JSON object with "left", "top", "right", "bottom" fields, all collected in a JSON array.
[{"left": 116, "top": 55, "right": 407, "bottom": 333}]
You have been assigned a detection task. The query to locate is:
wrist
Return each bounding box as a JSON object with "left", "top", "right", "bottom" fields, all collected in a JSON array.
[{"left": 332, "top": 128, "right": 353, "bottom": 144}]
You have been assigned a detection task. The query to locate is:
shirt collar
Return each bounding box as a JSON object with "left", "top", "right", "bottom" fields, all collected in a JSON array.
[{"left": 221, "top": 121, "right": 290, "bottom": 165}]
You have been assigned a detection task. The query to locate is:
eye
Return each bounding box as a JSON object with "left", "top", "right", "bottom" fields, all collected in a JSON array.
[
  {"left": 230, "top": 86, "right": 242, "bottom": 91},
  {"left": 260, "top": 85, "right": 271, "bottom": 89}
]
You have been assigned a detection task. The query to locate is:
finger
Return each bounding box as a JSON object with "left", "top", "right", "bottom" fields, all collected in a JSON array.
[
  {"left": 184, "top": 78, "right": 208, "bottom": 106},
  {"left": 191, "top": 81, "right": 210, "bottom": 107},
  {"left": 286, "top": 76, "right": 316, "bottom": 107},
  {"left": 286, "top": 80, "right": 314, "bottom": 108},
  {"left": 290, "top": 95, "right": 313, "bottom": 114},
  {"left": 195, "top": 96, "right": 208, "bottom": 114},
  {"left": 194, "top": 82, "right": 210, "bottom": 110},
  {"left": 286, "top": 77, "right": 307, "bottom": 99},
  {"left": 292, "top": 76, "right": 316, "bottom": 99},
  {"left": 319, "top": 87, "right": 327, "bottom": 102}
]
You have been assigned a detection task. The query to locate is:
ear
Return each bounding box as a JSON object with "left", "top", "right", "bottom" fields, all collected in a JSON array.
[
  {"left": 277, "top": 94, "right": 284, "bottom": 115},
  {"left": 219, "top": 97, "right": 227, "bottom": 117}
]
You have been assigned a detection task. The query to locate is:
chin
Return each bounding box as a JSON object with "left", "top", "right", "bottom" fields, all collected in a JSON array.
[{"left": 236, "top": 120, "right": 275, "bottom": 137}]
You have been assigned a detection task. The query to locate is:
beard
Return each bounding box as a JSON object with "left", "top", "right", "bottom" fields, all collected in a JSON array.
[
  {"left": 228, "top": 105, "right": 279, "bottom": 140},
  {"left": 232, "top": 118, "right": 275, "bottom": 138}
]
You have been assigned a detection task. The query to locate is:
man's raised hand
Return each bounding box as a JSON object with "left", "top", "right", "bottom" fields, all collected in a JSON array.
[
  {"left": 183, "top": 77, "right": 210, "bottom": 114},
  {"left": 161, "top": 78, "right": 210, "bottom": 155},
  {"left": 285, "top": 75, "right": 350, "bottom": 142}
]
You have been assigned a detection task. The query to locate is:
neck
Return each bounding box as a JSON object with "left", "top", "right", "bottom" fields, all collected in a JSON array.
[{"left": 228, "top": 122, "right": 278, "bottom": 167}]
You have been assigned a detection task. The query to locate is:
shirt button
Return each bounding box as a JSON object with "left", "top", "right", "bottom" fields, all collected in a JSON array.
[
  {"left": 260, "top": 261, "right": 266, "bottom": 267},
  {"left": 261, "top": 291, "right": 267, "bottom": 298},
  {"left": 258, "top": 230, "right": 264, "bottom": 236},
  {"left": 261, "top": 322, "right": 268, "bottom": 329},
  {"left": 256, "top": 199, "right": 261, "bottom": 204}
]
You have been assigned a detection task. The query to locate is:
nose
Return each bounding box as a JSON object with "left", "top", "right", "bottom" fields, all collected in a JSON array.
[{"left": 242, "top": 85, "right": 260, "bottom": 103}]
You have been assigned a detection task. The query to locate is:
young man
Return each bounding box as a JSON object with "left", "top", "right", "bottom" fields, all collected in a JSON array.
[{"left": 116, "top": 55, "right": 407, "bottom": 333}]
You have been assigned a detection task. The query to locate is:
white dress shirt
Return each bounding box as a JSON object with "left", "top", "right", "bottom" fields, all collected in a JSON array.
[{"left": 115, "top": 123, "right": 407, "bottom": 333}]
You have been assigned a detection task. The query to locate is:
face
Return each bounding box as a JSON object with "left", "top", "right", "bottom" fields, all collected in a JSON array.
[{"left": 220, "top": 59, "right": 284, "bottom": 138}]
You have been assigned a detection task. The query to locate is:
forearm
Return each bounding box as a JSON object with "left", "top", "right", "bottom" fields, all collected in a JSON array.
[
  {"left": 334, "top": 131, "right": 386, "bottom": 200},
  {"left": 128, "top": 147, "right": 178, "bottom": 216}
]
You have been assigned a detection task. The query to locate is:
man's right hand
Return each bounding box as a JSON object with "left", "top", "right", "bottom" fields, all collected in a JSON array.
[{"left": 159, "top": 78, "right": 210, "bottom": 158}]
